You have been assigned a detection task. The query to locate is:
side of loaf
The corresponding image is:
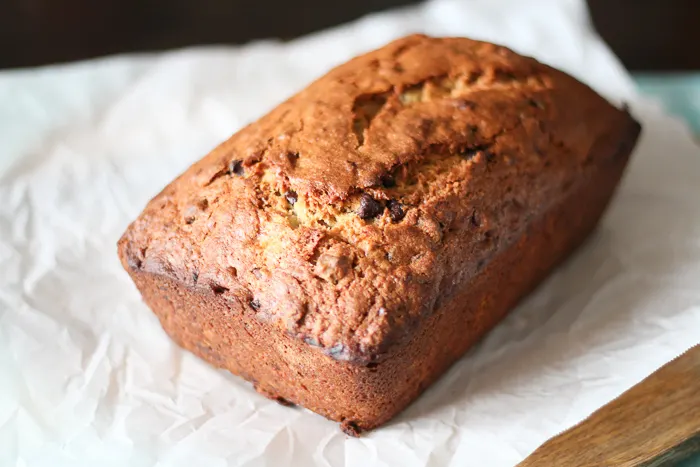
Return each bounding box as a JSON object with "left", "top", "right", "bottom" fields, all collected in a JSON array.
[{"left": 118, "top": 34, "right": 640, "bottom": 434}]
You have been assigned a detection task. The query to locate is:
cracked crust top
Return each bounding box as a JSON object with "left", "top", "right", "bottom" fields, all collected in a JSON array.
[{"left": 118, "top": 34, "right": 638, "bottom": 363}]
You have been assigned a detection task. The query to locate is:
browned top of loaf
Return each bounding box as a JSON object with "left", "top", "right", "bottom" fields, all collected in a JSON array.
[{"left": 119, "top": 34, "right": 638, "bottom": 363}]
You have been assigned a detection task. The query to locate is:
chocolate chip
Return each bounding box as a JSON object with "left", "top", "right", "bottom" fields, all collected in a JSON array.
[
  {"left": 380, "top": 173, "right": 396, "bottom": 188},
  {"left": 197, "top": 198, "right": 209, "bottom": 210},
  {"left": 249, "top": 299, "right": 261, "bottom": 310},
  {"left": 286, "top": 152, "right": 299, "bottom": 165},
  {"left": 192, "top": 271, "right": 199, "bottom": 284},
  {"left": 357, "top": 193, "right": 383, "bottom": 220},
  {"left": 460, "top": 144, "right": 491, "bottom": 160},
  {"left": 387, "top": 199, "right": 405, "bottom": 222},
  {"left": 485, "top": 151, "right": 496, "bottom": 163},
  {"left": 341, "top": 420, "right": 362, "bottom": 437},
  {"left": 183, "top": 202, "right": 202, "bottom": 224},
  {"left": 460, "top": 148, "right": 480, "bottom": 160},
  {"left": 211, "top": 284, "right": 228, "bottom": 295},
  {"left": 527, "top": 98, "right": 544, "bottom": 109},
  {"left": 470, "top": 210, "right": 482, "bottom": 227},
  {"left": 229, "top": 159, "right": 244, "bottom": 176},
  {"left": 284, "top": 190, "right": 298, "bottom": 205}
]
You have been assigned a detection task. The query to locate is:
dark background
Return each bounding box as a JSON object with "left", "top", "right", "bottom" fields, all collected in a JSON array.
[{"left": 0, "top": 0, "right": 698, "bottom": 70}]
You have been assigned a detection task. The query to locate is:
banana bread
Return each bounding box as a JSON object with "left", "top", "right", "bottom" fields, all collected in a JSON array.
[{"left": 118, "top": 34, "right": 641, "bottom": 435}]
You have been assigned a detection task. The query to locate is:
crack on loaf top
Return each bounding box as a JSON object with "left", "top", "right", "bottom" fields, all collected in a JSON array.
[{"left": 195, "top": 36, "right": 553, "bottom": 204}]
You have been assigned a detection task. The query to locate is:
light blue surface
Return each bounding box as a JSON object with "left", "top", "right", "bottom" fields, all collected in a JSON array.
[
  {"left": 678, "top": 452, "right": 700, "bottom": 467},
  {"left": 634, "top": 73, "right": 700, "bottom": 467},
  {"left": 635, "top": 73, "right": 700, "bottom": 134}
]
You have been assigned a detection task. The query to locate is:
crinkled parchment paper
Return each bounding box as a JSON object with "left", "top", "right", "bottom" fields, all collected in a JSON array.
[{"left": 1, "top": 0, "right": 699, "bottom": 465}]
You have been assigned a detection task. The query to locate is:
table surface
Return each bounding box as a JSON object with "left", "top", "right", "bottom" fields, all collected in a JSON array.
[
  {"left": 632, "top": 73, "right": 700, "bottom": 467},
  {"left": 2, "top": 0, "right": 699, "bottom": 70},
  {"left": 635, "top": 73, "right": 700, "bottom": 135}
]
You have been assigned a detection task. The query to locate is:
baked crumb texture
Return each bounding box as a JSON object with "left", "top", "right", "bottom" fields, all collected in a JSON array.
[{"left": 119, "top": 35, "right": 640, "bottom": 434}]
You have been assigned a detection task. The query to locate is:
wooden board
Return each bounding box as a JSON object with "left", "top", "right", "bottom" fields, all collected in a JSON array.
[{"left": 519, "top": 344, "right": 700, "bottom": 467}]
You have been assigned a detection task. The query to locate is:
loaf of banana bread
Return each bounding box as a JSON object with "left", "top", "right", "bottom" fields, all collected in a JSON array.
[{"left": 118, "top": 34, "right": 640, "bottom": 435}]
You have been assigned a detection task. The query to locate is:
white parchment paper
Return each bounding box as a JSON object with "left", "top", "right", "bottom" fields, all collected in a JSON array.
[{"left": 1, "top": 0, "right": 699, "bottom": 465}]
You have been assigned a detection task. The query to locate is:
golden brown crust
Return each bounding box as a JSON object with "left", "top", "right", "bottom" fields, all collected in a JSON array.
[
  {"left": 124, "top": 141, "right": 634, "bottom": 433},
  {"left": 118, "top": 34, "right": 640, "bottom": 366}
]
